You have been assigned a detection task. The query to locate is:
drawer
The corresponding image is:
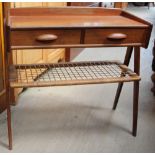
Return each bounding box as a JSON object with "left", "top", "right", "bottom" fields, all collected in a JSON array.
[
  {"left": 84, "top": 28, "right": 148, "bottom": 47},
  {"left": 10, "top": 29, "right": 81, "bottom": 49}
]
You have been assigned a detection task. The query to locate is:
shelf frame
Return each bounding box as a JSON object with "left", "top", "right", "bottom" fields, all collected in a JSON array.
[{"left": 9, "top": 61, "right": 140, "bottom": 88}]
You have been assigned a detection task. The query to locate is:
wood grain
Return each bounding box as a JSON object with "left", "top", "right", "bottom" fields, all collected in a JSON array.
[
  {"left": 85, "top": 28, "right": 148, "bottom": 48},
  {"left": 11, "top": 29, "right": 81, "bottom": 47},
  {"left": 8, "top": 7, "right": 152, "bottom": 49}
]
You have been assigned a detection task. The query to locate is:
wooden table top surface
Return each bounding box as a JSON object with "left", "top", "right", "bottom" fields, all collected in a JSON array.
[
  {"left": 8, "top": 7, "right": 150, "bottom": 29},
  {"left": 10, "top": 15, "right": 148, "bottom": 29}
]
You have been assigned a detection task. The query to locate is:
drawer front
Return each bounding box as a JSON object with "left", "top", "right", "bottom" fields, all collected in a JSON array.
[
  {"left": 84, "top": 28, "right": 148, "bottom": 47},
  {"left": 11, "top": 29, "right": 81, "bottom": 49}
]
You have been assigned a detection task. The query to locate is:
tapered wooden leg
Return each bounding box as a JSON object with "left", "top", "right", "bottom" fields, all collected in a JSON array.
[
  {"left": 133, "top": 81, "right": 139, "bottom": 136},
  {"left": 151, "top": 40, "right": 155, "bottom": 95},
  {"left": 6, "top": 87, "right": 12, "bottom": 150},
  {"left": 113, "top": 46, "right": 133, "bottom": 110},
  {"left": 5, "top": 50, "right": 13, "bottom": 149},
  {"left": 132, "top": 46, "right": 140, "bottom": 137},
  {"left": 113, "top": 83, "right": 123, "bottom": 110},
  {"left": 65, "top": 48, "right": 70, "bottom": 62}
]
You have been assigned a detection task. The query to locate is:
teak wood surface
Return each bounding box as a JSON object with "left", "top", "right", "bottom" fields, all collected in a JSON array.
[
  {"left": 8, "top": 7, "right": 152, "bottom": 49},
  {"left": 4, "top": 7, "right": 152, "bottom": 150}
]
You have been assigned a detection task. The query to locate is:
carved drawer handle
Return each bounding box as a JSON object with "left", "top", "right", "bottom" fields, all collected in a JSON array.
[
  {"left": 107, "top": 33, "right": 127, "bottom": 41},
  {"left": 36, "top": 34, "right": 58, "bottom": 42}
]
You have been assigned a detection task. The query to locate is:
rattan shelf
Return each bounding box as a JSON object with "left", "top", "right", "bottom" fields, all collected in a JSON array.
[{"left": 9, "top": 61, "right": 140, "bottom": 88}]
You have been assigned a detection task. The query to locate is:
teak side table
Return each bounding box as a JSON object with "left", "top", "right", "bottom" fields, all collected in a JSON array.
[{"left": 4, "top": 7, "right": 152, "bottom": 150}]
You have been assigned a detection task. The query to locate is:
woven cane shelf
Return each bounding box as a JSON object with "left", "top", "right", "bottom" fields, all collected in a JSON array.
[{"left": 9, "top": 61, "right": 140, "bottom": 88}]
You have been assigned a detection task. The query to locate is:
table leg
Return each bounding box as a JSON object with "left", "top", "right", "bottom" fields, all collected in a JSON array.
[
  {"left": 132, "top": 46, "right": 140, "bottom": 137},
  {"left": 65, "top": 48, "right": 70, "bottom": 62},
  {"left": 151, "top": 40, "right": 155, "bottom": 95},
  {"left": 5, "top": 51, "right": 13, "bottom": 150},
  {"left": 151, "top": 74, "right": 155, "bottom": 95},
  {"left": 6, "top": 86, "right": 12, "bottom": 150},
  {"left": 113, "top": 46, "right": 133, "bottom": 110}
]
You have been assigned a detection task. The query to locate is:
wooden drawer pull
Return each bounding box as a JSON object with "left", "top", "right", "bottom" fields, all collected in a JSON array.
[
  {"left": 107, "top": 33, "right": 127, "bottom": 40},
  {"left": 36, "top": 34, "right": 58, "bottom": 42}
]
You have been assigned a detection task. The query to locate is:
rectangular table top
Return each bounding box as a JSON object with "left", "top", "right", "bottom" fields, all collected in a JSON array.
[{"left": 8, "top": 7, "right": 150, "bottom": 29}]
